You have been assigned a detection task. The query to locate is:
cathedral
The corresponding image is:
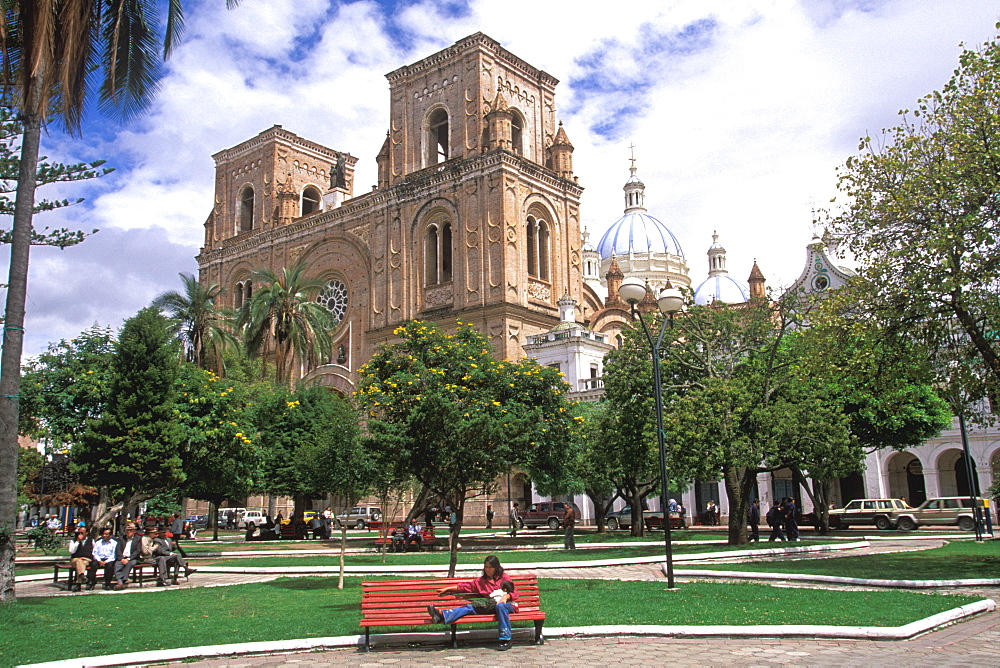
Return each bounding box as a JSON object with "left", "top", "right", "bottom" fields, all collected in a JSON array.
[{"left": 198, "top": 33, "right": 586, "bottom": 395}]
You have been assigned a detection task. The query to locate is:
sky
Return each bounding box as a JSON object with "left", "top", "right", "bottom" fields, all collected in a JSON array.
[{"left": 4, "top": 0, "right": 1000, "bottom": 359}]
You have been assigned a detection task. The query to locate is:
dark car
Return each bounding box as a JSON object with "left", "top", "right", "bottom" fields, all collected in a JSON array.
[{"left": 520, "top": 501, "right": 581, "bottom": 530}]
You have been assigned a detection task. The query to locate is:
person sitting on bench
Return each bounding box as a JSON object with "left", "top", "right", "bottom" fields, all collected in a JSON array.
[
  {"left": 390, "top": 525, "right": 406, "bottom": 553},
  {"left": 427, "top": 554, "right": 519, "bottom": 651},
  {"left": 405, "top": 518, "right": 423, "bottom": 551},
  {"left": 67, "top": 527, "right": 94, "bottom": 592}
]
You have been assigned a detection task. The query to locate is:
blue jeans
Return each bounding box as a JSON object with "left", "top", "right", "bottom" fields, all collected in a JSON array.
[{"left": 442, "top": 602, "right": 514, "bottom": 641}]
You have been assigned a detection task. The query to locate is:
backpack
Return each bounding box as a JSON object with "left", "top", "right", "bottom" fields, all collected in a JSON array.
[{"left": 765, "top": 506, "right": 778, "bottom": 527}]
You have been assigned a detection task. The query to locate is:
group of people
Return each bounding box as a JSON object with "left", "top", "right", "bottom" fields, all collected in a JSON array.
[
  {"left": 389, "top": 518, "right": 427, "bottom": 552},
  {"left": 745, "top": 497, "right": 800, "bottom": 542},
  {"left": 67, "top": 523, "right": 197, "bottom": 590}
]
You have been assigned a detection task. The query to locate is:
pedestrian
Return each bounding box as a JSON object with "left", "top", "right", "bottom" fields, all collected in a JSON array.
[
  {"left": 427, "top": 555, "right": 519, "bottom": 651},
  {"left": 485, "top": 504, "right": 495, "bottom": 530},
  {"left": 766, "top": 501, "right": 784, "bottom": 542},
  {"left": 509, "top": 502, "right": 520, "bottom": 536},
  {"left": 705, "top": 500, "right": 718, "bottom": 526},
  {"left": 783, "top": 497, "right": 800, "bottom": 542},
  {"left": 747, "top": 499, "right": 760, "bottom": 542},
  {"left": 561, "top": 502, "right": 576, "bottom": 550},
  {"left": 169, "top": 513, "right": 188, "bottom": 557}
]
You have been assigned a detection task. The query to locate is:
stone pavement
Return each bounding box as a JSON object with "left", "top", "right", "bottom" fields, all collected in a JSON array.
[{"left": 171, "top": 599, "right": 1000, "bottom": 667}]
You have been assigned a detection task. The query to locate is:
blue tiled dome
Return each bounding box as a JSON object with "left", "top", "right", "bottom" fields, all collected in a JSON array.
[
  {"left": 694, "top": 275, "right": 749, "bottom": 305},
  {"left": 596, "top": 211, "right": 685, "bottom": 260}
]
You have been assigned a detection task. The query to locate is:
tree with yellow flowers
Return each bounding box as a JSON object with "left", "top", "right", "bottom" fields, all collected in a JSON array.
[{"left": 357, "top": 320, "right": 575, "bottom": 575}]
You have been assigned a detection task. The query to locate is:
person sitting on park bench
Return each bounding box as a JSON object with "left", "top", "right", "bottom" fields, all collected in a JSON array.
[
  {"left": 91, "top": 527, "right": 118, "bottom": 590},
  {"left": 389, "top": 525, "right": 406, "bottom": 553},
  {"left": 151, "top": 527, "right": 196, "bottom": 585},
  {"left": 67, "top": 526, "right": 94, "bottom": 592},
  {"left": 114, "top": 523, "right": 142, "bottom": 589},
  {"left": 427, "top": 555, "right": 519, "bottom": 651},
  {"left": 405, "top": 518, "right": 424, "bottom": 551}
]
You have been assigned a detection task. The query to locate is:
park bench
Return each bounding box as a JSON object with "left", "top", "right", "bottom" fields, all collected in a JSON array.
[
  {"left": 52, "top": 561, "right": 157, "bottom": 589},
  {"left": 359, "top": 574, "right": 545, "bottom": 651},
  {"left": 372, "top": 524, "right": 436, "bottom": 551}
]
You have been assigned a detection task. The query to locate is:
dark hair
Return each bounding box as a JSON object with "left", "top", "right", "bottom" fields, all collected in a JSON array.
[
  {"left": 500, "top": 580, "right": 515, "bottom": 593},
  {"left": 482, "top": 554, "right": 504, "bottom": 578}
]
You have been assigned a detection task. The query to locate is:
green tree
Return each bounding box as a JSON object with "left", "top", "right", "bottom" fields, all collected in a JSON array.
[
  {"left": 0, "top": 0, "right": 242, "bottom": 602},
  {"left": 0, "top": 106, "right": 107, "bottom": 249},
  {"left": 356, "top": 320, "right": 574, "bottom": 576},
  {"left": 153, "top": 273, "right": 237, "bottom": 373},
  {"left": 530, "top": 400, "right": 616, "bottom": 532},
  {"left": 73, "top": 308, "right": 185, "bottom": 529},
  {"left": 18, "top": 325, "right": 116, "bottom": 449},
  {"left": 238, "top": 262, "right": 334, "bottom": 386},
  {"left": 829, "top": 28, "right": 1000, "bottom": 405},
  {"left": 15, "top": 447, "right": 42, "bottom": 507},
  {"left": 254, "top": 384, "right": 360, "bottom": 513},
  {"left": 175, "top": 364, "right": 261, "bottom": 541}
]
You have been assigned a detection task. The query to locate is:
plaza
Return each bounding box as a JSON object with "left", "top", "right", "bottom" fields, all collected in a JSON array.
[{"left": 9, "top": 531, "right": 999, "bottom": 667}]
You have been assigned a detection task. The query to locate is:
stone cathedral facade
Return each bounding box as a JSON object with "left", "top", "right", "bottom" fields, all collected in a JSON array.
[{"left": 197, "top": 33, "right": 584, "bottom": 393}]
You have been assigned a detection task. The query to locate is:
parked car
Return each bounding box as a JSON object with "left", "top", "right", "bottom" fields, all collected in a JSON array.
[
  {"left": 237, "top": 510, "right": 268, "bottom": 530},
  {"left": 335, "top": 506, "right": 382, "bottom": 529},
  {"left": 894, "top": 496, "right": 987, "bottom": 531},
  {"left": 185, "top": 514, "right": 209, "bottom": 530},
  {"left": 828, "top": 498, "right": 908, "bottom": 530},
  {"left": 521, "top": 501, "right": 581, "bottom": 530},
  {"left": 605, "top": 505, "right": 656, "bottom": 531}
]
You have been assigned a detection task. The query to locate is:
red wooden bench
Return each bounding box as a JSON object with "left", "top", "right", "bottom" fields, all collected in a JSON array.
[
  {"left": 360, "top": 575, "right": 545, "bottom": 651},
  {"left": 373, "top": 524, "right": 436, "bottom": 551},
  {"left": 644, "top": 511, "right": 689, "bottom": 531}
]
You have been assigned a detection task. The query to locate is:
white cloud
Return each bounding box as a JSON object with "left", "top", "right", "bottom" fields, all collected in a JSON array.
[{"left": 3, "top": 0, "right": 999, "bottom": 357}]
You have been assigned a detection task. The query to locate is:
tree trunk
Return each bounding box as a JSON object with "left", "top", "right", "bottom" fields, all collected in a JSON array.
[
  {"left": 587, "top": 490, "right": 615, "bottom": 533},
  {"left": 625, "top": 485, "right": 646, "bottom": 537},
  {"left": 0, "top": 108, "right": 43, "bottom": 602},
  {"left": 723, "top": 465, "right": 751, "bottom": 546},
  {"left": 337, "top": 524, "right": 348, "bottom": 589},
  {"left": 210, "top": 500, "right": 220, "bottom": 541}
]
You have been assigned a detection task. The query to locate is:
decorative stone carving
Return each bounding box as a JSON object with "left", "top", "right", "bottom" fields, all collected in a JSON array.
[
  {"left": 528, "top": 280, "right": 550, "bottom": 301},
  {"left": 424, "top": 284, "right": 453, "bottom": 308}
]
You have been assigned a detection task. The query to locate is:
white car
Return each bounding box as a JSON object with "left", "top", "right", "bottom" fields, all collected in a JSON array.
[{"left": 238, "top": 510, "right": 268, "bottom": 530}]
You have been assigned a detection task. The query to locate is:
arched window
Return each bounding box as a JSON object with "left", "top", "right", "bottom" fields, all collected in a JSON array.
[
  {"left": 301, "top": 186, "right": 322, "bottom": 216},
  {"left": 234, "top": 280, "right": 252, "bottom": 310},
  {"left": 526, "top": 215, "right": 550, "bottom": 281},
  {"left": 510, "top": 110, "right": 524, "bottom": 156},
  {"left": 239, "top": 186, "right": 255, "bottom": 232},
  {"left": 428, "top": 108, "right": 449, "bottom": 165},
  {"left": 424, "top": 221, "right": 453, "bottom": 286}
]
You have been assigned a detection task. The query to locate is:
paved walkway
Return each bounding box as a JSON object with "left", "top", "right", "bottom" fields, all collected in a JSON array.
[{"left": 17, "top": 538, "right": 1000, "bottom": 667}]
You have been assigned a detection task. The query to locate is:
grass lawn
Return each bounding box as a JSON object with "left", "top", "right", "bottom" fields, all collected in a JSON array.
[
  {"left": 0, "top": 577, "right": 981, "bottom": 666},
  {"left": 687, "top": 539, "right": 1000, "bottom": 580},
  {"left": 201, "top": 541, "right": 838, "bottom": 568}
]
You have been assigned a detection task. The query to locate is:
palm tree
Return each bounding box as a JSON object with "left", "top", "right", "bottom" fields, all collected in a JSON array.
[
  {"left": 0, "top": 0, "right": 242, "bottom": 602},
  {"left": 238, "top": 261, "right": 335, "bottom": 386},
  {"left": 153, "top": 273, "right": 237, "bottom": 373}
]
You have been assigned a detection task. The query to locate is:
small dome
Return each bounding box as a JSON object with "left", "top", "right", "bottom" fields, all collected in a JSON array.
[
  {"left": 694, "top": 274, "right": 749, "bottom": 305},
  {"left": 596, "top": 211, "right": 685, "bottom": 260}
]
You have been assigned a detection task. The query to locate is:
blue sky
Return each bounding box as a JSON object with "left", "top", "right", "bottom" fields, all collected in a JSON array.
[{"left": 4, "top": 0, "right": 1000, "bottom": 359}]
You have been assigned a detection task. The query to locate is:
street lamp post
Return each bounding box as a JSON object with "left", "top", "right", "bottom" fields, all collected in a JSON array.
[{"left": 618, "top": 276, "right": 683, "bottom": 589}]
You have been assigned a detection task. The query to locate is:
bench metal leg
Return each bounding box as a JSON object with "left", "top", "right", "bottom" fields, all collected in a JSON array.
[
  {"left": 450, "top": 623, "right": 458, "bottom": 648},
  {"left": 364, "top": 628, "right": 370, "bottom": 651}
]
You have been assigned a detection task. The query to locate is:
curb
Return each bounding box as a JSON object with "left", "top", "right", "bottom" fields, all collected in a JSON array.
[
  {"left": 671, "top": 568, "right": 1000, "bottom": 588},
  {"left": 20, "top": 598, "right": 996, "bottom": 668}
]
